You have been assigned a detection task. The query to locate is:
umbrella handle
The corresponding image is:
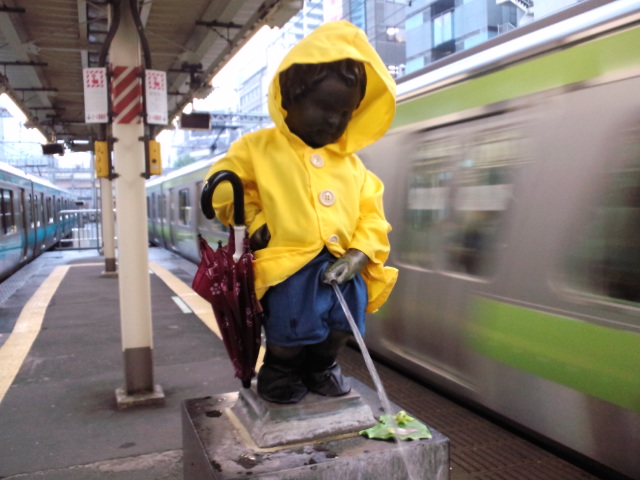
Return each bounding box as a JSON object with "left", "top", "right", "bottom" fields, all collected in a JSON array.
[{"left": 200, "top": 170, "right": 245, "bottom": 226}]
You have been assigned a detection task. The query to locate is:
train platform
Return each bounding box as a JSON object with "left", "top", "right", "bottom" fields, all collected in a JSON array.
[{"left": 0, "top": 247, "right": 604, "bottom": 479}]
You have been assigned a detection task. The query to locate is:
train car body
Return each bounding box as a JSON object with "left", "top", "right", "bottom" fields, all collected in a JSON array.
[
  {"left": 147, "top": 1, "right": 640, "bottom": 477},
  {"left": 359, "top": 1, "right": 640, "bottom": 478},
  {"left": 0, "top": 162, "right": 75, "bottom": 282},
  {"left": 146, "top": 158, "right": 228, "bottom": 263}
]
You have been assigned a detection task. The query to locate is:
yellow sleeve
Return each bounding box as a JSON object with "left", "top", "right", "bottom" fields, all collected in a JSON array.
[
  {"left": 204, "top": 138, "right": 263, "bottom": 232},
  {"left": 349, "top": 168, "right": 392, "bottom": 266}
]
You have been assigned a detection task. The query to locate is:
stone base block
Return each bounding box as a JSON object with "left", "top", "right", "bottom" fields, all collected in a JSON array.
[
  {"left": 231, "top": 381, "right": 378, "bottom": 448},
  {"left": 115, "top": 384, "right": 165, "bottom": 409},
  {"left": 182, "top": 378, "right": 449, "bottom": 479}
]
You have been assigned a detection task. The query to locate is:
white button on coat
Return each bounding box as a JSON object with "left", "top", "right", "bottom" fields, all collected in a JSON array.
[
  {"left": 311, "top": 154, "right": 324, "bottom": 168},
  {"left": 328, "top": 235, "right": 339, "bottom": 243},
  {"left": 319, "top": 190, "right": 336, "bottom": 206}
]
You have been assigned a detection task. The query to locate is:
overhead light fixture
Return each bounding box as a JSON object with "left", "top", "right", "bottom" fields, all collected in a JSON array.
[
  {"left": 180, "top": 112, "right": 211, "bottom": 130},
  {"left": 41, "top": 143, "right": 65, "bottom": 155}
]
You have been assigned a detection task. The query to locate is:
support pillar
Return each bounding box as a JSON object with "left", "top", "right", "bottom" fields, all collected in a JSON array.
[
  {"left": 109, "top": 0, "right": 163, "bottom": 408},
  {"left": 100, "top": 177, "right": 117, "bottom": 274}
]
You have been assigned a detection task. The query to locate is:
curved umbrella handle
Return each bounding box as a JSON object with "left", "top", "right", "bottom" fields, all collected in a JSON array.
[{"left": 200, "top": 170, "right": 245, "bottom": 226}]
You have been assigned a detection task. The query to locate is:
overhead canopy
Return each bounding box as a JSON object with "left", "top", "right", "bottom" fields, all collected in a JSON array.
[{"left": 0, "top": 0, "right": 301, "bottom": 145}]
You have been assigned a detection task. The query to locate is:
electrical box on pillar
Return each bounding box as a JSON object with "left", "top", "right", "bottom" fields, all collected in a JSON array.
[
  {"left": 147, "top": 139, "right": 162, "bottom": 176},
  {"left": 95, "top": 140, "right": 110, "bottom": 178}
]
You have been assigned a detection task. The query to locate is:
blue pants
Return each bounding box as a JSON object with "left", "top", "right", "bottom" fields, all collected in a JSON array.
[{"left": 261, "top": 250, "right": 367, "bottom": 347}]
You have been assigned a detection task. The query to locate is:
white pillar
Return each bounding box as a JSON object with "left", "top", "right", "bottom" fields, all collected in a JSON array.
[
  {"left": 100, "top": 177, "right": 116, "bottom": 272},
  {"left": 110, "top": 1, "right": 163, "bottom": 405}
]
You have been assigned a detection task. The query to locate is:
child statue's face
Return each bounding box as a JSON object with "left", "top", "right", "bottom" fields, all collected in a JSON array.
[{"left": 284, "top": 73, "right": 362, "bottom": 149}]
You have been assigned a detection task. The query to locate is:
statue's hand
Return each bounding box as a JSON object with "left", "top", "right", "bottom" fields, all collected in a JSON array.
[
  {"left": 250, "top": 224, "right": 270, "bottom": 251},
  {"left": 323, "top": 249, "right": 368, "bottom": 285}
]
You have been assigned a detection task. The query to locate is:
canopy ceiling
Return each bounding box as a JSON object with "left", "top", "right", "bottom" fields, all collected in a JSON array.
[{"left": 0, "top": 0, "right": 301, "bottom": 147}]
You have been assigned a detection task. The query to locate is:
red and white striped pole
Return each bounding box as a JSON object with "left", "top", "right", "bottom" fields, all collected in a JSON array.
[{"left": 110, "top": 1, "right": 163, "bottom": 407}]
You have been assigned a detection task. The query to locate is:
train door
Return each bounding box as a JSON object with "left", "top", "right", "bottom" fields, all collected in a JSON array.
[
  {"left": 388, "top": 112, "right": 530, "bottom": 386},
  {"left": 0, "top": 186, "right": 19, "bottom": 272}
]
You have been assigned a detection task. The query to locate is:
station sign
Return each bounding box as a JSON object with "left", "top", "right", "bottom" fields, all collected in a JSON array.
[
  {"left": 83, "top": 67, "right": 109, "bottom": 123},
  {"left": 145, "top": 70, "right": 168, "bottom": 125}
]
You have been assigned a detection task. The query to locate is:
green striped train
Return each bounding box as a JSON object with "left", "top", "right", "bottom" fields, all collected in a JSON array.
[
  {"left": 360, "top": 1, "right": 640, "bottom": 478},
  {"left": 147, "top": 1, "right": 640, "bottom": 477}
]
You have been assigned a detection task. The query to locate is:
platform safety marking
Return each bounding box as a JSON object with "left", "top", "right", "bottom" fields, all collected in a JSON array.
[
  {"left": 171, "top": 295, "right": 192, "bottom": 314},
  {"left": 0, "top": 266, "right": 69, "bottom": 404},
  {"left": 111, "top": 65, "right": 142, "bottom": 124},
  {"left": 148, "top": 262, "right": 266, "bottom": 370}
]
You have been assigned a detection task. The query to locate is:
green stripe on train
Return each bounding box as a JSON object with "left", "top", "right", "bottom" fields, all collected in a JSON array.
[
  {"left": 393, "top": 26, "right": 640, "bottom": 129},
  {"left": 468, "top": 297, "right": 640, "bottom": 413}
]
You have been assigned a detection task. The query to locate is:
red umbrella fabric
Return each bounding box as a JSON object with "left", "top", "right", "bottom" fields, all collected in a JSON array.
[{"left": 191, "top": 170, "right": 263, "bottom": 388}]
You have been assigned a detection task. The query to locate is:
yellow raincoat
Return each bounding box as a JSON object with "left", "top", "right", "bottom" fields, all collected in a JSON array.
[{"left": 206, "top": 21, "right": 397, "bottom": 312}]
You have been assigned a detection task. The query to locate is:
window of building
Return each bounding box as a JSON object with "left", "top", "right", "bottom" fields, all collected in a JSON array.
[
  {"left": 386, "top": 26, "right": 404, "bottom": 43},
  {"left": 178, "top": 189, "right": 191, "bottom": 226},
  {"left": 405, "top": 12, "right": 423, "bottom": 30},
  {"left": 564, "top": 122, "right": 640, "bottom": 304},
  {"left": 433, "top": 10, "right": 453, "bottom": 46}
]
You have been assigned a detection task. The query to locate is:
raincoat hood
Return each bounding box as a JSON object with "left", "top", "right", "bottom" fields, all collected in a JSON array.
[{"left": 268, "top": 21, "right": 396, "bottom": 154}]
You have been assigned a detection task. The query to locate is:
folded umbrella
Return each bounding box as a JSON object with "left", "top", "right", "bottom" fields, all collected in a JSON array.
[{"left": 192, "top": 170, "right": 263, "bottom": 388}]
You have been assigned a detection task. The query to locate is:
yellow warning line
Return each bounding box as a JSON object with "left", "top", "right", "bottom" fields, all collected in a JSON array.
[
  {"left": 0, "top": 265, "right": 70, "bottom": 404},
  {"left": 148, "top": 262, "right": 265, "bottom": 368},
  {"left": 0, "top": 260, "right": 263, "bottom": 405},
  {"left": 148, "top": 262, "right": 222, "bottom": 337}
]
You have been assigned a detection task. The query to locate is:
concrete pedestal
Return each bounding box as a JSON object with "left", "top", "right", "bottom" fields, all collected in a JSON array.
[{"left": 182, "top": 378, "right": 449, "bottom": 479}]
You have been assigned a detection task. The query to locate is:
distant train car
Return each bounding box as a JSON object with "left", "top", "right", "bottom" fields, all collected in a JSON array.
[
  {"left": 0, "top": 161, "right": 76, "bottom": 281},
  {"left": 146, "top": 158, "right": 228, "bottom": 263},
  {"left": 147, "top": 1, "right": 640, "bottom": 478}
]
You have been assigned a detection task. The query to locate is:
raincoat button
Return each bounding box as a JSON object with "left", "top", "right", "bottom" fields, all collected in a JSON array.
[
  {"left": 319, "top": 190, "right": 335, "bottom": 206},
  {"left": 311, "top": 154, "right": 324, "bottom": 168},
  {"left": 328, "top": 234, "right": 339, "bottom": 243}
]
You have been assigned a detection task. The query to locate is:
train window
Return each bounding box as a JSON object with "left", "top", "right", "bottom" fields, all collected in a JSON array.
[
  {"left": 1, "top": 189, "right": 15, "bottom": 234},
  {"left": 444, "top": 128, "right": 522, "bottom": 276},
  {"left": 399, "top": 123, "right": 525, "bottom": 275},
  {"left": 46, "top": 197, "right": 53, "bottom": 223},
  {"left": 399, "top": 137, "right": 458, "bottom": 268},
  {"left": 34, "top": 195, "right": 40, "bottom": 227},
  {"left": 178, "top": 189, "right": 191, "bottom": 225},
  {"left": 158, "top": 193, "right": 167, "bottom": 221},
  {"left": 565, "top": 123, "right": 640, "bottom": 304},
  {"left": 27, "top": 194, "right": 33, "bottom": 228}
]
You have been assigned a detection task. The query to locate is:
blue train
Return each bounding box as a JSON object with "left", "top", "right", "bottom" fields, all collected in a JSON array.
[{"left": 0, "top": 161, "right": 76, "bottom": 282}]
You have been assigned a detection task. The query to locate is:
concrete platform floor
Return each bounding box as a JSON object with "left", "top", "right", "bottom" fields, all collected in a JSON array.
[{"left": 0, "top": 247, "right": 604, "bottom": 479}]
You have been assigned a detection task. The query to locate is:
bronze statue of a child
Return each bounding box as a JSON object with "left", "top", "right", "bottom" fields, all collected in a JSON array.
[{"left": 206, "top": 21, "right": 397, "bottom": 404}]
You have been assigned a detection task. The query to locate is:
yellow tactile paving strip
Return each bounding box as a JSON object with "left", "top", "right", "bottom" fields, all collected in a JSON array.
[
  {"left": 0, "top": 265, "right": 69, "bottom": 403},
  {"left": 148, "top": 261, "right": 266, "bottom": 371},
  {"left": 0, "top": 260, "right": 265, "bottom": 405}
]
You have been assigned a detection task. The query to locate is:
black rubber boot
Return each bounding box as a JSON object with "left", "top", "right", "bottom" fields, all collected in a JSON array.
[
  {"left": 303, "top": 330, "right": 351, "bottom": 396},
  {"left": 257, "top": 345, "right": 308, "bottom": 404}
]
